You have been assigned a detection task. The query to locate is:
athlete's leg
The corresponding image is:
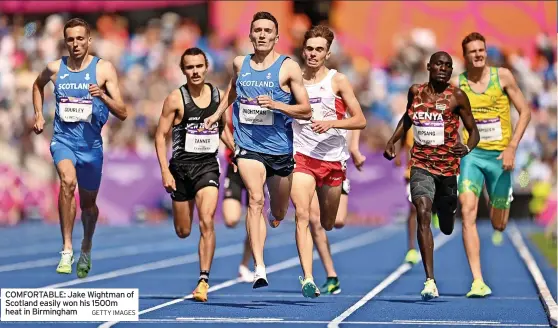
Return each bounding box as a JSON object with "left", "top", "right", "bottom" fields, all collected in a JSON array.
[
  {"left": 404, "top": 180, "right": 419, "bottom": 264},
  {"left": 309, "top": 192, "right": 341, "bottom": 295},
  {"left": 334, "top": 179, "right": 350, "bottom": 229},
  {"left": 50, "top": 141, "right": 78, "bottom": 274},
  {"left": 486, "top": 168, "right": 512, "bottom": 231},
  {"left": 222, "top": 165, "right": 254, "bottom": 281},
  {"left": 410, "top": 167, "right": 439, "bottom": 301},
  {"left": 291, "top": 172, "right": 316, "bottom": 281},
  {"left": 74, "top": 147, "right": 103, "bottom": 278},
  {"left": 195, "top": 185, "right": 219, "bottom": 285},
  {"left": 433, "top": 175, "right": 458, "bottom": 236},
  {"left": 458, "top": 150, "right": 492, "bottom": 297},
  {"left": 237, "top": 157, "right": 268, "bottom": 287},
  {"left": 266, "top": 173, "right": 293, "bottom": 227}
]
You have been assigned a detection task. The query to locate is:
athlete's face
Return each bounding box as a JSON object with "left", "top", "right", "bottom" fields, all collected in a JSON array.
[
  {"left": 302, "top": 37, "right": 330, "bottom": 69},
  {"left": 464, "top": 40, "right": 486, "bottom": 68},
  {"left": 249, "top": 19, "right": 278, "bottom": 53},
  {"left": 427, "top": 54, "right": 453, "bottom": 83},
  {"left": 64, "top": 26, "right": 91, "bottom": 59},
  {"left": 182, "top": 54, "right": 208, "bottom": 85}
]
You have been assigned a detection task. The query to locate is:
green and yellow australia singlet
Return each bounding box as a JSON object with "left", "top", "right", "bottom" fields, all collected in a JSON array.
[{"left": 457, "top": 67, "right": 513, "bottom": 209}]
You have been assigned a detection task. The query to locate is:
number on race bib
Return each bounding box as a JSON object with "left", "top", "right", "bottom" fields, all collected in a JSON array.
[
  {"left": 413, "top": 121, "right": 444, "bottom": 146},
  {"left": 185, "top": 125, "right": 219, "bottom": 153},
  {"left": 59, "top": 97, "right": 93, "bottom": 123},
  {"left": 239, "top": 98, "right": 274, "bottom": 126},
  {"left": 476, "top": 118, "right": 502, "bottom": 141}
]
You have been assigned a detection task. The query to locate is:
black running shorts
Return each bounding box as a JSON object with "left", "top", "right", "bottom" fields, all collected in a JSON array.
[
  {"left": 224, "top": 162, "right": 247, "bottom": 204},
  {"left": 409, "top": 167, "right": 457, "bottom": 210},
  {"left": 234, "top": 146, "right": 294, "bottom": 178},
  {"left": 169, "top": 158, "right": 220, "bottom": 202}
]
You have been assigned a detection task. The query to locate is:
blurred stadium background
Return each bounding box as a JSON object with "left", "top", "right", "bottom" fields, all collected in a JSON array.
[{"left": 0, "top": 1, "right": 555, "bottom": 241}]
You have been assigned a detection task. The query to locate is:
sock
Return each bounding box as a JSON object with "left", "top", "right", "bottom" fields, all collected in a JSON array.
[
  {"left": 327, "top": 276, "right": 338, "bottom": 282},
  {"left": 199, "top": 270, "right": 209, "bottom": 283}
]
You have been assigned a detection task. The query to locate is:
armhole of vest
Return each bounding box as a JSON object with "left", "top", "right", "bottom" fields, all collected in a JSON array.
[
  {"left": 328, "top": 70, "right": 339, "bottom": 98},
  {"left": 493, "top": 67, "right": 505, "bottom": 94},
  {"left": 59, "top": 56, "right": 67, "bottom": 73},
  {"left": 178, "top": 85, "right": 187, "bottom": 109}
]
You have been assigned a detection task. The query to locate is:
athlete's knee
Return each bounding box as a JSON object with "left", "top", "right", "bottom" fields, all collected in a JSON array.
[
  {"left": 198, "top": 213, "right": 215, "bottom": 234},
  {"left": 334, "top": 218, "right": 345, "bottom": 229},
  {"left": 247, "top": 191, "right": 265, "bottom": 211},
  {"left": 60, "top": 173, "right": 77, "bottom": 196},
  {"left": 415, "top": 204, "right": 432, "bottom": 228},
  {"left": 175, "top": 225, "right": 191, "bottom": 239},
  {"left": 81, "top": 204, "right": 99, "bottom": 220},
  {"left": 295, "top": 206, "right": 310, "bottom": 225}
]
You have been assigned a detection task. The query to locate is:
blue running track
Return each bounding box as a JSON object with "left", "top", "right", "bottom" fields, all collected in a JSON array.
[{"left": 0, "top": 219, "right": 555, "bottom": 327}]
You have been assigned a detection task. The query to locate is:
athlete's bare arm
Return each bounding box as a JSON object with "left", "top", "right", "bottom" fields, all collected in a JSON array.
[
  {"left": 454, "top": 88, "right": 479, "bottom": 156},
  {"left": 499, "top": 67, "right": 532, "bottom": 150},
  {"left": 155, "top": 89, "right": 181, "bottom": 176},
  {"left": 348, "top": 129, "right": 366, "bottom": 170},
  {"left": 95, "top": 60, "right": 127, "bottom": 121},
  {"left": 32, "top": 60, "right": 60, "bottom": 134},
  {"left": 333, "top": 73, "right": 366, "bottom": 129},
  {"left": 207, "top": 56, "right": 242, "bottom": 126},
  {"left": 385, "top": 84, "right": 419, "bottom": 154},
  {"left": 265, "top": 59, "right": 311, "bottom": 120},
  {"left": 220, "top": 109, "right": 235, "bottom": 152}
]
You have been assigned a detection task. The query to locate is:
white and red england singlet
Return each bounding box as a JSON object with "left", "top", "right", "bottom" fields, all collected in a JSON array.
[{"left": 293, "top": 69, "right": 349, "bottom": 162}]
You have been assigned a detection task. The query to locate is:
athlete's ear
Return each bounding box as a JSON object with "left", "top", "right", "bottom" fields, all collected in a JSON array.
[
  {"left": 426, "top": 62, "right": 431, "bottom": 72},
  {"left": 325, "top": 49, "right": 331, "bottom": 61}
]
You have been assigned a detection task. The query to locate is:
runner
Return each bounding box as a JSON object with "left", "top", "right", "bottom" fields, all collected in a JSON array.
[
  {"left": 154, "top": 47, "right": 235, "bottom": 302},
  {"left": 32, "top": 18, "right": 127, "bottom": 278},
  {"left": 384, "top": 51, "right": 480, "bottom": 300},
  {"left": 222, "top": 105, "right": 254, "bottom": 283},
  {"left": 457, "top": 32, "right": 532, "bottom": 297},
  {"left": 204, "top": 11, "right": 312, "bottom": 289},
  {"left": 292, "top": 25, "right": 366, "bottom": 298},
  {"left": 310, "top": 129, "right": 366, "bottom": 296}
]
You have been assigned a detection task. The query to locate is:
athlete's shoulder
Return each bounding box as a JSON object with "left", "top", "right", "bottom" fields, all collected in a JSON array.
[
  {"left": 165, "top": 88, "right": 183, "bottom": 107},
  {"left": 47, "top": 59, "right": 62, "bottom": 74},
  {"left": 96, "top": 58, "right": 116, "bottom": 72},
  {"left": 281, "top": 57, "right": 302, "bottom": 73},
  {"left": 496, "top": 66, "right": 514, "bottom": 86},
  {"left": 232, "top": 56, "right": 246, "bottom": 70},
  {"left": 409, "top": 83, "right": 421, "bottom": 95}
]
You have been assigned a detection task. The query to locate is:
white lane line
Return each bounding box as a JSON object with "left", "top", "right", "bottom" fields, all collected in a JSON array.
[
  {"left": 508, "top": 222, "right": 558, "bottom": 328},
  {"left": 328, "top": 229, "right": 457, "bottom": 328},
  {"left": 41, "top": 230, "right": 296, "bottom": 289},
  {"left": 98, "top": 225, "right": 402, "bottom": 328}
]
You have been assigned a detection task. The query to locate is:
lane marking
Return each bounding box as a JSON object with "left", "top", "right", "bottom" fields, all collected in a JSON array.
[
  {"left": 98, "top": 225, "right": 402, "bottom": 328},
  {"left": 41, "top": 231, "right": 296, "bottom": 289},
  {"left": 508, "top": 222, "right": 558, "bottom": 328},
  {"left": 328, "top": 230, "right": 457, "bottom": 328}
]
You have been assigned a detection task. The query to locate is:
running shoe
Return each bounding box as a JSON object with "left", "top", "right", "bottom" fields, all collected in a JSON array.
[{"left": 56, "top": 250, "right": 74, "bottom": 274}]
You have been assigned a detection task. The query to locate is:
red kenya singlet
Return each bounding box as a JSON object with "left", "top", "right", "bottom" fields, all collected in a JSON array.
[{"left": 408, "top": 84, "right": 460, "bottom": 176}]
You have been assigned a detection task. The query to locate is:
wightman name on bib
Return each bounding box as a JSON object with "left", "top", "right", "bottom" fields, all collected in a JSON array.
[{"left": 1, "top": 288, "right": 139, "bottom": 322}]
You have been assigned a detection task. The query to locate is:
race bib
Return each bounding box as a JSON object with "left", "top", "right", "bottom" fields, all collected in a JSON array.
[
  {"left": 59, "top": 97, "right": 93, "bottom": 123},
  {"left": 476, "top": 118, "right": 502, "bottom": 141},
  {"left": 239, "top": 98, "right": 273, "bottom": 126},
  {"left": 413, "top": 121, "right": 444, "bottom": 146},
  {"left": 185, "top": 125, "right": 219, "bottom": 153}
]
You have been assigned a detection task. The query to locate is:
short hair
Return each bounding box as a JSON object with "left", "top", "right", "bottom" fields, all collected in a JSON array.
[
  {"left": 179, "top": 47, "right": 209, "bottom": 71},
  {"left": 303, "top": 25, "right": 335, "bottom": 50},
  {"left": 63, "top": 18, "right": 90, "bottom": 39},
  {"left": 461, "top": 32, "right": 486, "bottom": 54},
  {"left": 250, "top": 11, "right": 279, "bottom": 33}
]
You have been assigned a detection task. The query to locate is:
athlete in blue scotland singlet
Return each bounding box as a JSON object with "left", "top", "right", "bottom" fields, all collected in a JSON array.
[
  {"left": 205, "top": 11, "right": 311, "bottom": 290},
  {"left": 32, "top": 18, "right": 127, "bottom": 278}
]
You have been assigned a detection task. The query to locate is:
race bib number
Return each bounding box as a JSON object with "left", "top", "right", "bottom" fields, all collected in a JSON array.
[
  {"left": 59, "top": 97, "right": 93, "bottom": 123},
  {"left": 239, "top": 98, "right": 273, "bottom": 126},
  {"left": 185, "top": 125, "right": 219, "bottom": 153},
  {"left": 413, "top": 121, "right": 444, "bottom": 146},
  {"left": 476, "top": 118, "right": 502, "bottom": 141}
]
